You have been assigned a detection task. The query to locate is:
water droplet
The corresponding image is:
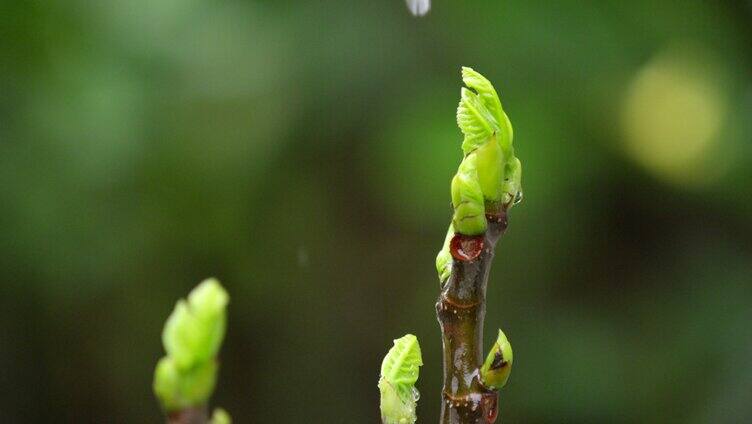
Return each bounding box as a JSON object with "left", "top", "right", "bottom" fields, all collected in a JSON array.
[
  {"left": 406, "top": 0, "right": 430, "bottom": 16},
  {"left": 412, "top": 387, "right": 420, "bottom": 401},
  {"left": 513, "top": 190, "right": 523, "bottom": 205}
]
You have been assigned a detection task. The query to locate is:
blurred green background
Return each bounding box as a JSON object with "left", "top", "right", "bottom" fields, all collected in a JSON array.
[{"left": 2, "top": 0, "right": 751, "bottom": 422}]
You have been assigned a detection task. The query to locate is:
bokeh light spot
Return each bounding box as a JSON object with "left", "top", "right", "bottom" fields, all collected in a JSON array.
[{"left": 620, "top": 46, "right": 729, "bottom": 187}]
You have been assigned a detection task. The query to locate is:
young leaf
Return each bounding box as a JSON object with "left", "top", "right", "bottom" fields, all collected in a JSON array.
[
  {"left": 379, "top": 334, "right": 423, "bottom": 424},
  {"left": 457, "top": 86, "right": 497, "bottom": 155},
  {"left": 461, "top": 68, "right": 502, "bottom": 130},
  {"left": 461, "top": 67, "right": 514, "bottom": 153}
]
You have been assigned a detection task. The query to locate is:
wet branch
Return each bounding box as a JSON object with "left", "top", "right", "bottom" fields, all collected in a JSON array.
[{"left": 436, "top": 211, "right": 507, "bottom": 424}]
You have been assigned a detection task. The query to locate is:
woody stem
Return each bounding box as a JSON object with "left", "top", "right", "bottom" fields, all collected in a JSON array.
[{"left": 436, "top": 211, "right": 507, "bottom": 424}]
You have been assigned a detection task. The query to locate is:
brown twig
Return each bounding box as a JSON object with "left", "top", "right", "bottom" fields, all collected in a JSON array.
[{"left": 436, "top": 211, "right": 507, "bottom": 424}]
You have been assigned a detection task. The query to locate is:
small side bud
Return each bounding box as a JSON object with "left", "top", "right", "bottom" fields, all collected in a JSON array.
[
  {"left": 436, "top": 225, "right": 455, "bottom": 283},
  {"left": 211, "top": 408, "right": 232, "bottom": 424},
  {"left": 480, "top": 329, "right": 513, "bottom": 390},
  {"left": 379, "top": 334, "right": 423, "bottom": 424}
]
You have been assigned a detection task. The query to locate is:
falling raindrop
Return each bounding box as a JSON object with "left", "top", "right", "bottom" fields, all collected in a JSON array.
[{"left": 405, "top": 0, "right": 430, "bottom": 16}]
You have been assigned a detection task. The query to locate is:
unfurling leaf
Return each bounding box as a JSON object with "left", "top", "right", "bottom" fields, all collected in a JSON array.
[
  {"left": 461, "top": 67, "right": 513, "bottom": 152},
  {"left": 437, "top": 67, "right": 522, "bottom": 278},
  {"left": 457, "top": 86, "right": 497, "bottom": 155},
  {"left": 379, "top": 334, "right": 423, "bottom": 424}
]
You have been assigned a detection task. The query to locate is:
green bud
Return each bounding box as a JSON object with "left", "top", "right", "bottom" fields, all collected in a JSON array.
[
  {"left": 153, "top": 357, "right": 181, "bottom": 411},
  {"left": 162, "top": 278, "right": 228, "bottom": 370},
  {"left": 473, "top": 133, "right": 504, "bottom": 202},
  {"left": 154, "top": 279, "right": 229, "bottom": 412},
  {"left": 501, "top": 157, "right": 522, "bottom": 208},
  {"left": 441, "top": 66, "right": 522, "bottom": 243},
  {"left": 211, "top": 408, "right": 232, "bottom": 424},
  {"left": 153, "top": 357, "right": 218, "bottom": 412},
  {"left": 379, "top": 334, "right": 423, "bottom": 424},
  {"left": 480, "top": 329, "right": 513, "bottom": 390},
  {"left": 451, "top": 156, "right": 487, "bottom": 235},
  {"left": 435, "top": 224, "right": 454, "bottom": 284}
]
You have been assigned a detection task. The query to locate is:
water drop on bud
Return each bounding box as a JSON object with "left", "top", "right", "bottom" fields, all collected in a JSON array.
[{"left": 514, "top": 190, "right": 523, "bottom": 205}]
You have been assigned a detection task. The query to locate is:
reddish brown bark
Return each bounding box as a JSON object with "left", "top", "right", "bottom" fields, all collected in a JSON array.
[{"left": 436, "top": 212, "right": 507, "bottom": 424}]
